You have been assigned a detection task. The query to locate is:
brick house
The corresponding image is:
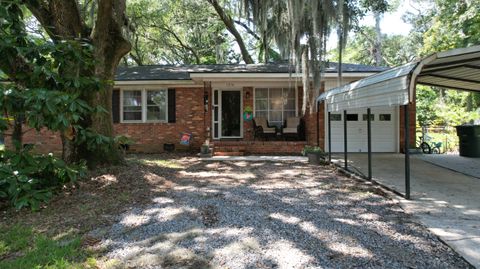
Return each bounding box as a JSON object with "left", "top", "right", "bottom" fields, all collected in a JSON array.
[{"left": 14, "top": 62, "right": 415, "bottom": 155}]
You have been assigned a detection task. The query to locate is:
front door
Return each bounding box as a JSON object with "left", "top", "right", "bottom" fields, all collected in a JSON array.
[{"left": 212, "top": 90, "right": 242, "bottom": 139}]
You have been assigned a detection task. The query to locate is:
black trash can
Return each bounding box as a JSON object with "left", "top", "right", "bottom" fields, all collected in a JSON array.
[{"left": 455, "top": 125, "right": 480, "bottom": 157}]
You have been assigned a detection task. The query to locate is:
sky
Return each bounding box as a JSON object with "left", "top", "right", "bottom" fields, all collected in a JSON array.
[
  {"left": 362, "top": 1, "right": 413, "bottom": 35},
  {"left": 327, "top": 0, "right": 419, "bottom": 50}
]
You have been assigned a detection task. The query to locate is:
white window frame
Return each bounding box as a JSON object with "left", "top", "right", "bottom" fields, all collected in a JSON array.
[
  {"left": 253, "top": 87, "right": 298, "bottom": 126},
  {"left": 120, "top": 89, "right": 168, "bottom": 123}
]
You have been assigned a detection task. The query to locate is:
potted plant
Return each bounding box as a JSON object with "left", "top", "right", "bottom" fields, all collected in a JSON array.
[
  {"left": 201, "top": 140, "right": 210, "bottom": 154},
  {"left": 115, "top": 135, "right": 134, "bottom": 154},
  {"left": 302, "top": 146, "right": 325, "bottom": 164}
]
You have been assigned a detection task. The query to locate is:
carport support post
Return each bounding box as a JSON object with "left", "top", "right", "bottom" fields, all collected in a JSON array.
[
  {"left": 367, "top": 108, "right": 372, "bottom": 180},
  {"left": 343, "top": 110, "right": 348, "bottom": 170},
  {"left": 404, "top": 104, "right": 411, "bottom": 199},
  {"left": 328, "top": 112, "right": 332, "bottom": 163}
]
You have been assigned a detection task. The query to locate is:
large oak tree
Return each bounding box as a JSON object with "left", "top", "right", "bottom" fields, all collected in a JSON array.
[{"left": 6, "top": 0, "right": 131, "bottom": 165}]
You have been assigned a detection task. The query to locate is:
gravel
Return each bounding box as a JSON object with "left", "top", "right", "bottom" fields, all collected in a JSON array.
[{"left": 91, "top": 158, "right": 472, "bottom": 269}]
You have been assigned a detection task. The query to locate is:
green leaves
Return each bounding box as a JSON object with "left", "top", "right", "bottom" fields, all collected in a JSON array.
[{"left": 0, "top": 147, "right": 87, "bottom": 211}]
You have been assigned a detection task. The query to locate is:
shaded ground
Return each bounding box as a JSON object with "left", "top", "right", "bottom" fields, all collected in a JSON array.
[
  {"left": 332, "top": 153, "right": 480, "bottom": 268},
  {"left": 0, "top": 154, "right": 473, "bottom": 268}
]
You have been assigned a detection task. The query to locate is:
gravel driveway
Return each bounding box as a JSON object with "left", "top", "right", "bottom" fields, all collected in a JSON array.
[{"left": 91, "top": 157, "right": 471, "bottom": 269}]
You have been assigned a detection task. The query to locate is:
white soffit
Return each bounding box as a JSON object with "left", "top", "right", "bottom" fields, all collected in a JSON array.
[{"left": 318, "top": 45, "right": 480, "bottom": 112}]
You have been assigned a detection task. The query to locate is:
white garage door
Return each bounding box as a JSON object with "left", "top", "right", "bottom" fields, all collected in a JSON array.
[{"left": 327, "top": 106, "right": 398, "bottom": 153}]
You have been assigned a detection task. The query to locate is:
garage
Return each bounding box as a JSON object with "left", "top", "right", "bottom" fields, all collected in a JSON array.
[{"left": 327, "top": 106, "right": 398, "bottom": 152}]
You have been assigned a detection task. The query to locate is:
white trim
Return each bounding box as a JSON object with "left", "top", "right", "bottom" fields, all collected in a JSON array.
[
  {"left": 120, "top": 89, "right": 142, "bottom": 123},
  {"left": 214, "top": 89, "right": 244, "bottom": 139},
  {"left": 212, "top": 90, "right": 219, "bottom": 140},
  {"left": 120, "top": 88, "right": 169, "bottom": 124},
  {"left": 253, "top": 87, "right": 298, "bottom": 126}
]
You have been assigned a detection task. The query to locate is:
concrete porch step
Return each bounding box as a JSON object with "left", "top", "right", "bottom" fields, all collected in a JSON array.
[{"left": 213, "top": 151, "right": 245, "bottom": 156}]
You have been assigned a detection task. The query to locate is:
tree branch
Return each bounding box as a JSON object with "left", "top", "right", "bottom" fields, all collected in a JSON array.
[
  {"left": 151, "top": 24, "right": 201, "bottom": 64},
  {"left": 234, "top": 19, "right": 260, "bottom": 40},
  {"left": 206, "top": 0, "right": 254, "bottom": 64},
  {"left": 23, "top": 0, "right": 87, "bottom": 39}
]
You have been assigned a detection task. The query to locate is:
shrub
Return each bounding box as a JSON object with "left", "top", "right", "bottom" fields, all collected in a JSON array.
[
  {"left": 301, "top": 146, "right": 325, "bottom": 156},
  {"left": 0, "top": 146, "right": 86, "bottom": 210}
]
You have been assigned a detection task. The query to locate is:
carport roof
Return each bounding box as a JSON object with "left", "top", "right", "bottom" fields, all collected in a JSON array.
[{"left": 317, "top": 45, "right": 480, "bottom": 112}]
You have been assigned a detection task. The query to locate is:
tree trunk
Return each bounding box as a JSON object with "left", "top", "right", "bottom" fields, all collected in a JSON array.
[
  {"left": 373, "top": 12, "right": 383, "bottom": 66},
  {"left": 86, "top": 0, "right": 131, "bottom": 165},
  {"left": 12, "top": 117, "right": 23, "bottom": 151},
  {"left": 25, "top": 0, "right": 131, "bottom": 166}
]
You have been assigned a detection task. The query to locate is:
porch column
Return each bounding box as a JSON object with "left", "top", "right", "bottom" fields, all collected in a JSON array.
[{"left": 343, "top": 110, "right": 348, "bottom": 170}]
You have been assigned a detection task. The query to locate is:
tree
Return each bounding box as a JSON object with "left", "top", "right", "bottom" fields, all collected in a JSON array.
[
  {"left": 241, "top": 0, "right": 389, "bottom": 114},
  {"left": 404, "top": 0, "right": 480, "bottom": 127},
  {"left": 125, "top": 0, "right": 236, "bottom": 65},
  {"left": 207, "top": 0, "right": 254, "bottom": 64},
  {"left": 0, "top": 0, "right": 131, "bottom": 165},
  {"left": 416, "top": 0, "right": 480, "bottom": 112},
  {"left": 331, "top": 26, "right": 415, "bottom": 67}
]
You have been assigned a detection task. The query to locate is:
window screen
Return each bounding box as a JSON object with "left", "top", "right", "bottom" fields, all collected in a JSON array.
[
  {"left": 379, "top": 114, "right": 391, "bottom": 121},
  {"left": 123, "top": 90, "right": 142, "bottom": 121},
  {"left": 346, "top": 114, "right": 358, "bottom": 121}
]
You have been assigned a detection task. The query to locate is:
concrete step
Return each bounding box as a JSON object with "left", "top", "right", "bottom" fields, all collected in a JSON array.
[{"left": 213, "top": 151, "right": 245, "bottom": 156}]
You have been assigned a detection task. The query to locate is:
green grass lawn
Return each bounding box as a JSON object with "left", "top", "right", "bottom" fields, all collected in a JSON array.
[{"left": 0, "top": 226, "right": 97, "bottom": 269}]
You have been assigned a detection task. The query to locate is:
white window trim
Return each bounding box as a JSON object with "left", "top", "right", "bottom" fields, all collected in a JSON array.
[
  {"left": 120, "top": 89, "right": 169, "bottom": 123},
  {"left": 253, "top": 87, "right": 298, "bottom": 125}
]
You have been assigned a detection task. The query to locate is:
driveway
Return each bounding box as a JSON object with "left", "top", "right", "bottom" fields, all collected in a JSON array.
[
  {"left": 88, "top": 156, "right": 470, "bottom": 268},
  {"left": 332, "top": 153, "right": 480, "bottom": 268}
]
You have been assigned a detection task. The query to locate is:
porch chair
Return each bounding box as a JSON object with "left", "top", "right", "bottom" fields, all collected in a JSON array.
[
  {"left": 253, "top": 117, "right": 277, "bottom": 140},
  {"left": 282, "top": 117, "right": 301, "bottom": 140}
]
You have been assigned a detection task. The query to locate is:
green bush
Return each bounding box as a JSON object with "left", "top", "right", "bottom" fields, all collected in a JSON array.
[
  {"left": 301, "top": 146, "right": 325, "bottom": 156},
  {"left": 0, "top": 146, "right": 86, "bottom": 210}
]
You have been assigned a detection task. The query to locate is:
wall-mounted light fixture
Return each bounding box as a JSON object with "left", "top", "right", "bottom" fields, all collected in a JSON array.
[{"left": 204, "top": 91, "right": 209, "bottom": 112}]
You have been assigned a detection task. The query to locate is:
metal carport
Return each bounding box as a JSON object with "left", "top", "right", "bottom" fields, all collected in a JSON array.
[{"left": 317, "top": 45, "right": 480, "bottom": 199}]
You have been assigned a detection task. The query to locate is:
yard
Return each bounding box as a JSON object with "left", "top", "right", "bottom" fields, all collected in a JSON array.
[{"left": 0, "top": 154, "right": 472, "bottom": 268}]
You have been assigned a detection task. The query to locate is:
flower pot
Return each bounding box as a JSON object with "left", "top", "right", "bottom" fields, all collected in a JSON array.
[{"left": 307, "top": 152, "right": 320, "bottom": 164}]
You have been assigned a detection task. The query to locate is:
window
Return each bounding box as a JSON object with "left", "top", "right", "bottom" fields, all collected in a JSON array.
[
  {"left": 122, "top": 89, "right": 168, "bottom": 122},
  {"left": 146, "top": 90, "right": 167, "bottom": 121},
  {"left": 330, "top": 114, "right": 342, "bottom": 121},
  {"left": 362, "top": 114, "right": 374, "bottom": 121},
  {"left": 254, "top": 88, "right": 296, "bottom": 127},
  {"left": 123, "top": 90, "right": 142, "bottom": 121},
  {"left": 379, "top": 114, "right": 391, "bottom": 121},
  {"left": 346, "top": 114, "right": 358, "bottom": 121}
]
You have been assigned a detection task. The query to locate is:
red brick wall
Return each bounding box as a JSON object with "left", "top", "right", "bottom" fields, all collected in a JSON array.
[
  {"left": 114, "top": 87, "right": 207, "bottom": 153},
  {"left": 5, "top": 128, "right": 62, "bottom": 155},
  {"left": 301, "top": 83, "right": 326, "bottom": 149},
  {"left": 215, "top": 141, "right": 307, "bottom": 154},
  {"left": 7, "top": 83, "right": 413, "bottom": 155},
  {"left": 242, "top": 87, "right": 255, "bottom": 140}
]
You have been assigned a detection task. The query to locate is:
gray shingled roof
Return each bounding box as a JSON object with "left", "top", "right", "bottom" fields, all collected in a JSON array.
[{"left": 115, "top": 63, "right": 389, "bottom": 81}]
